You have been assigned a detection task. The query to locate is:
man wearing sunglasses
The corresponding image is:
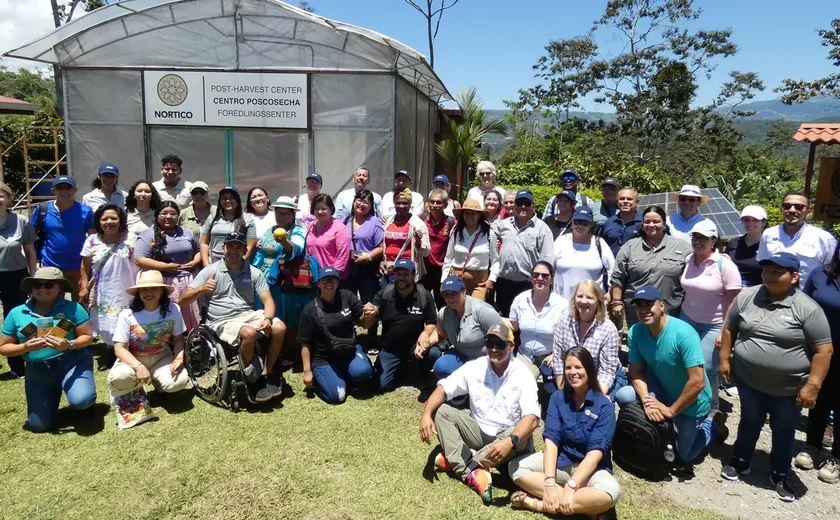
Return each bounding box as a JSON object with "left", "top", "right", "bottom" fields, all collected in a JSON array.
[
  {"left": 420, "top": 322, "right": 540, "bottom": 503},
  {"left": 543, "top": 169, "right": 592, "bottom": 218},
  {"left": 756, "top": 192, "right": 837, "bottom": 284},
  {"left": 496, "top": 189, "right": 555, "bottom": 317},
  {"left": 665, "top": 185, "right": 713, "bottom": 243},
  {"left": 466, "top": 160, "right": 504, "bottom": 208}
]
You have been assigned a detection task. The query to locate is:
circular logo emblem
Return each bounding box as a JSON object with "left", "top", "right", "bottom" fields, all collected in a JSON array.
[
  {"left": 156, "top": 74, "right": 188, "bottom": 106},
  {"left": 832, "top": 166, "right": 840, "bottom": 199}
]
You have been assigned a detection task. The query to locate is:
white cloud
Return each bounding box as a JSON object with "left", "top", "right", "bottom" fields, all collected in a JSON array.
[{"left": 0, "top": 0, "right": 65, "bottom": 71}]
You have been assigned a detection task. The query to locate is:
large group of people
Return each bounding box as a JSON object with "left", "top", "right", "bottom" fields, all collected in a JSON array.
[{"left": 1, "top": 158, "right": 838, "bottom": 515}]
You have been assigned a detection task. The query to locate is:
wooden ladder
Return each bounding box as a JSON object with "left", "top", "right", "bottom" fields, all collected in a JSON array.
[{"left": 23, "top": 126, "right": 66, "bottom": 215}]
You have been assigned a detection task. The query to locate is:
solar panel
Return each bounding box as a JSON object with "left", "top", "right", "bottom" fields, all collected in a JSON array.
[{"left": 637, "top": 188, "right": 744, "bottom": 240}]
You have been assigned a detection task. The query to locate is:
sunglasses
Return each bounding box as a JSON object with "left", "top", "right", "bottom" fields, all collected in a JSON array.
[
  {"left": 515, "top": 200, "right": 532, "bottom": 207},
  {"left": 573, "top": 219, "right": 591, "bottom": 226},
  {"left": 561, "top": 176, "right": 577, "bottom": 182},
  {"left": 532, "top": 272, "right": 551, "bottom": 280},
  {"left": 679, "top": 196, "right": 699, "bottom": 203},
  {"left": 479, "top": 171, "right": 494, "bottom": 176},
  {"left": 782, "top": 203, "right": 806, "bottom": 211},
  {"left": 32, "top": 281, "right": 57, "bottom": 290},
  {"left": 486, "top": 340, "right": 508, "bottom": 350}
]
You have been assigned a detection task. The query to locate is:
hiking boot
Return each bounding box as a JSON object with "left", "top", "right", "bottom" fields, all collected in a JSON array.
[
  {"left": 712, "top": 410, "right": 729, "bottom": 445},
  {"left": 255, "top": 382, "right": 282, "bottom": 402},
  {"left": 465, "top": 467, "right": 492, "bottom": 503},
  {"left": 817, "top": 457, "right": 840, "bottom": 484},
  {"left": 721, "top": 457, "right": 751, "bottom": 481},
  {"left": 794, "top": 445, "right": 821, "bottom": 470},
  {"left": 434, "top": 453, "right": 453, "bottom": 472},
  {"left": 770, "top": 473, "right": 796, "bottom": 502}
]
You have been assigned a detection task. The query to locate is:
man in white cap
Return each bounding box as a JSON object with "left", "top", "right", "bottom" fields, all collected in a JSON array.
[
  {"left": 666, "top": 185, "right": 713, "bottom": 243},
  {"left": 757, "top": 192, "right": 837, "bottom": 284},
  {"left": 333, "top": 167, "right": 383, "bottom": 222}
]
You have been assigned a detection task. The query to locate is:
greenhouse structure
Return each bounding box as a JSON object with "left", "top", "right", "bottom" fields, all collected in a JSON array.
[{"left": 4, "top": 0, "right": 450, "bottom": 198}]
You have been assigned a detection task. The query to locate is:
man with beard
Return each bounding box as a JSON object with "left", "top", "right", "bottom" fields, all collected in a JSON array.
[{"left": 363, "top": 259, "right": 437, "bottom": 392}]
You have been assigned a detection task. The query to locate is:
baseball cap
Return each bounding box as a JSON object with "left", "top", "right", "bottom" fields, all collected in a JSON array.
[
  {"left": 98, "top": 163, "right": 119, "bottom": 176},
  {"left": 690, "top": 220, "right": 718, "bottom": 238},
  {"left": 486, "top": 323, "right": 514, "bottom": 343},
  {"left": 394, "top": 258, "right": 416, "bottom": 272},
  {"left": 271, "top": 196, "right": 296, "bottom": 210},
  {"left": 572, "top": 206, "right": 594, "bottom": 223},
  {"left": 601, "top": 177, "right": 620, "bottom": 188},
  {"left": 190, "top": 181, "right": 209, "bottom": 193},
  {"left": 561, "top": 169, "right": 579, "bottom": 181},
  {"left": 223, "top": 232, "right": 247, "bottom": 245},
  {"left": 631, "top": 286, "right": 663, "bottom": 304},
  {"left": 441, "top": 275, "right": 466, "bottom": 293},
  {"left": 319, "top": 266, "right": 340, "bottom": 279},
  {"left": 740, "top": 205, "right": 768, "bottom": 221},
  {"left": 220, "top": 185, "right": 239, "bottom": 195},
  {"left": 557, "top": 190, "right": 577, "bottom": 203},
  {"left": 759, "top": 252, "right": 801, "bottom": 271},
  {"left": 433, "top": 174, "right": 449, "bottom": 184},
  {"left": 395, "top": 169, "right": 412, "bottom": 179},
  {"left": 514, "top": 189, "right": 534, "bottom": 203},
  {"left": 306, "top": 173, "right": 323, "bottom": 184},
  {"left": 52, "top": 175, "right": 76, "bottom": 188}
]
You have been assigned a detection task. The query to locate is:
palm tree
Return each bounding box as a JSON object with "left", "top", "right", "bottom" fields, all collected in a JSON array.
[{"left": 436, "top": 87, "right": 508, "bottom": 196}]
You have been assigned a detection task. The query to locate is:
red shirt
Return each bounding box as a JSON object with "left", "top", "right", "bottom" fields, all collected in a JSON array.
[
  {"left": 424, "top": 214, "right": 455, "bottom": 267},
  {"left": 384, "top": 220, "right": 412, "bottom": 261}
]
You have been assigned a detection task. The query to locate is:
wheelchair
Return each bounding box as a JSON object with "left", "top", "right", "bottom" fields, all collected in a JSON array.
[{"left": 183, "top": 324, "right": 270, "bottom": 412}]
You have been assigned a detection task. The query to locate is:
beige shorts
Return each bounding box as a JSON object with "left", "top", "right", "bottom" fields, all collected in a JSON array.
[
  {"left": 208, "top": 309, "right": 279, "bottom": 346},
  {"left": 508, "top": 451, "right": 621, "bottom": 506}
]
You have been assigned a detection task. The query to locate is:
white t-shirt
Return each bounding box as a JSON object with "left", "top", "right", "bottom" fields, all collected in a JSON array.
[
  {"left": 251, "top": 212, "right": 275, "bottom": 240},
  {"left": 553, "top": 235, "right": 615, "bottom": 300},
  {"left": 381, "top": 190, "right": 425, "bottom": 217},
  {"left": 466, "top": 185, "right": 504, "bottom": 208},
  {"left": 113, "top": 305, "right": 186, "bottom": 356}
]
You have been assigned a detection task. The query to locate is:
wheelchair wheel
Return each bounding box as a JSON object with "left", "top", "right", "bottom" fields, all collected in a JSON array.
[{"left": 184, "top": 327, "right": 229, "bottom": 404}]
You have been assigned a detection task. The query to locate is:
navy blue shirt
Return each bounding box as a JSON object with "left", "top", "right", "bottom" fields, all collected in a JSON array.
[
  {"left": 804, "top": 267, "right": 840, "bottom": 369},
  {"left": 602, "top": 212, "right": 642, "bottom": 256},
  {"left": 543, "top": 388, "right": 616, "bottom": 472}
]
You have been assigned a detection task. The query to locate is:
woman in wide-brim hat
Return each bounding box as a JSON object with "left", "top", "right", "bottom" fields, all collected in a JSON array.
[
  {"left": 107, "top": 270, "right": 189, "bottom": 429},
  {"left": 0, "top": 266, "right": 96, "bottom": 432},
  {"left": 442, "top": 199, "right": 499, "bottom": 301}
]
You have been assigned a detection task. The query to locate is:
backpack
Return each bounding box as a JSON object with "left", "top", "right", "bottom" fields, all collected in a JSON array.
[
  {"left": 34, "top": 201, "right": 50, "bottom": 261},
  {"left": 379, "top": 282, "right": 431, "bottom": 314},
  {"left": 612, "top": 400, "right": 674, "bottom": 481}
]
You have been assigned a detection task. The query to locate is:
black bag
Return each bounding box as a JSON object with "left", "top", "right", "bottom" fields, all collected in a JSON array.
[
  {"left": 314, "top": 291, "right": 357, "bottom": 355},
  {"left": 612, "top": 400, "right": 674, "bottom": 481},
  {"left": 34, "top": 201, "right": 49, "bottom": 261}
]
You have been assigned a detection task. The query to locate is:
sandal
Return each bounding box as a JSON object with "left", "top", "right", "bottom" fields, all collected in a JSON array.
[{"left": 510, "top": 491, "right": 544, "bottom": 512}]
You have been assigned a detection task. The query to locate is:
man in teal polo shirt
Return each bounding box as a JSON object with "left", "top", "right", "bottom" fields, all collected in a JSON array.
[{"left": 615, "top": 286, "right": 727, "bottom": 473}]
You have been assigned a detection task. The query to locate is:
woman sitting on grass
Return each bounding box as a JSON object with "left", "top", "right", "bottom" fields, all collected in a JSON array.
[
  {"left": 508, "top": 347, "right": 621, "bottom": 520},
  {"left": 107, "top": 270, "right": 190, "bottom": 429}
]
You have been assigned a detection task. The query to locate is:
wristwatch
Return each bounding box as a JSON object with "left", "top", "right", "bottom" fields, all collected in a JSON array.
[
  {"left": 567, "top": 478, "right": 578, "bottom": 490},
  {"left": 510, "top": 434, "right": 520, "bottom": 448},
  {"left": 67, "top": 340, "right": 76, "bottom": 350}
]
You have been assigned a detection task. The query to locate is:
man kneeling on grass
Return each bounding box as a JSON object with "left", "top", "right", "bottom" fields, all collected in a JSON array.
[
  {"left": 419, "top": 323, "right": 540, "bottom": 503},
  {"left": 180, "top": 232, "right": 286, "bottom": 402}
]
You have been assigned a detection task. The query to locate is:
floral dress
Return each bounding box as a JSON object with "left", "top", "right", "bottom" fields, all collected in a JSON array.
[{"left": 81, "top": 233, "right": 139, "bottom": 345}]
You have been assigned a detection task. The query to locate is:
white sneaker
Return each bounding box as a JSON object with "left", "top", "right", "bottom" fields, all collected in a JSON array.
[{"left": 817, "top": 457, "right": 839, "bottom": 484}]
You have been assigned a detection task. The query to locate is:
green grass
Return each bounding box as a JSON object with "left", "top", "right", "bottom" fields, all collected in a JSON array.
[{"left": 0, "top": 363, "right": 729, "bottom": 520}]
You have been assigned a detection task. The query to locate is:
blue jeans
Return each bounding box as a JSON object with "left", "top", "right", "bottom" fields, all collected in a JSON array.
[
  {"left": 24, "top": 347, "right": 96, "bottom": 432},
  {"left": 615, "top": 368, "right": 717, "bottom": 463},
  {"left": 374, "top": 347, "right": 417, "bottom": 392},
  {"left": 428, "top": 347, "right": 471, "bottom": 380},
  {"left": 680, "top": 311, "right": 721, "bottom": 412},
  {"left": 732, "top": 377, "right": 800, "bottom": 477},
  {"left": 311, "top": 345, "right": 374, "bottom": 404}
]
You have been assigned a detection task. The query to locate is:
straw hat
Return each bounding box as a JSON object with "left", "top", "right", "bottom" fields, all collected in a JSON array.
[
  {"left": 673, "top": 185, "right": 709, "bottom": 204},
  {"left": 20, "top": 267, "right": 74, "bottom": 294},
  {"left": 126, "top": 270, "right": 174, "bottom": 296},
  {"left": 453, "top": 199, "right": 490, "bottom": 219}
]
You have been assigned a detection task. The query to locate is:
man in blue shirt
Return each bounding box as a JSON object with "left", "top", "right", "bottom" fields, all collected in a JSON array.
[
  {"left": 614, "top": 286, "right": 727, "bottom": 474},
  {"left": 30, "top": 176, "right": 94, "bottom": 300},
  {"left": 601, "top": 188, "right": 642, "bottom": 256}
]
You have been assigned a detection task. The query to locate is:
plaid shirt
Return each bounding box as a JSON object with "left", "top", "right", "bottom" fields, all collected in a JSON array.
[{"left": 552, "top": 308, "right": 621, "bottom": 390}]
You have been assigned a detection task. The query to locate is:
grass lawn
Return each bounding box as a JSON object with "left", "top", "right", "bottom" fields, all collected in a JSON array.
[{"left": 0, "top": 363, "right": 730, "bottom": 520}]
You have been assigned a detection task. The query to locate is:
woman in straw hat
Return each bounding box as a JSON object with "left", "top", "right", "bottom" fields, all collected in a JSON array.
[
  {"left": 441, "top": 199, "right": 499, "bottom": 301},
  {"left": 0, "top": 267, "right": 96, "bottom": 432},
  {"left": 108, "top": 270, "right": 190, "bottom": 429}
]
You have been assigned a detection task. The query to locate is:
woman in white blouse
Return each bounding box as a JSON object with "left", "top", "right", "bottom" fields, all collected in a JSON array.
[
  {"left": 509, "top": 261, "right": 569, "bottom": 391},
  {"left": 553, "top": 206, "right": 615, "bottom": 300},
  {"left": 440, "top": 199, "right": 500, "bottom": 301}
]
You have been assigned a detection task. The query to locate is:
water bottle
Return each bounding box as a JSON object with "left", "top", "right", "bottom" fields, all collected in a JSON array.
[{"left": 664, "top": 443, "right": 675, "bottom": 463}]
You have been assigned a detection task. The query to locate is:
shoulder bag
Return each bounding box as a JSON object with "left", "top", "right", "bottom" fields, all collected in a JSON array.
[{"left": 314, "top": 292, "right": 357, "bottom": 355}]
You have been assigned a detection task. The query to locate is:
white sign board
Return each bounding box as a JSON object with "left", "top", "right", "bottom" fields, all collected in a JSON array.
[{"left": 143, "top": 71, "right": 308, "bottom": 129}]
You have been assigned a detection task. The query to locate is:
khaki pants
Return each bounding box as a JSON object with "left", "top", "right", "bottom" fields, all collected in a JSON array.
[
  {"left": 108, "top": 347, "right": 190, "bottom": 398},
  {"left": 508, "top": 451, "right": 622, "bottom": 506},
  {"left": 450, "top": 269, "right": 489, "bottom": 301},
  {"left": 434, "top": 403, "right": 533, "bottom": 479}
]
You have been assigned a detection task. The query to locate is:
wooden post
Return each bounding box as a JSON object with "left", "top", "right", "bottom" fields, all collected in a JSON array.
[{"left": 804, "top": 141, "right": 818, "bottom": 199}]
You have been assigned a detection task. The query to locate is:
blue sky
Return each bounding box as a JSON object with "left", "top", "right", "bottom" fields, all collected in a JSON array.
[{"left": 308, "top": 0, "right": 838, "bottom": 110}]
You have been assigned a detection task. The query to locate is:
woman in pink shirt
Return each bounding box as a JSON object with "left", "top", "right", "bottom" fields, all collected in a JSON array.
[
  {"left": 679, "top": 220, "right": 741, "bottom": 413},
  {"left": 307, "top": 194, "right": 351, "bottom": 279}
]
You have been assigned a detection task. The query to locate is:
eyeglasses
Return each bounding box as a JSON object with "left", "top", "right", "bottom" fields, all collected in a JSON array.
[
  {"left": 515, "top": 200, "right": 532, "bottom": 207},
  {"left": 531, "top": 272, "right": 550, "bottom": 280},
  {"left": 32, "top": 281, "right": 56, "bottom": 290},
  {"left": 679, "top": 197, "right": 699, "bottom": 203},
  {"left": 782, "top": 203, "right": 806, "bottom": 211},
  {"left": 572, "top": 219, "right": 591, "bottom": 226},
  {"left": 485, "top": 340, "right": 508, "bottom": 350}
]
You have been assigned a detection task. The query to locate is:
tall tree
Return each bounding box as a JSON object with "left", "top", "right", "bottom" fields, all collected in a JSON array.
[
  {"left": 401, "top": 0, "right": 461, "bottom": 69},
  {"left": 778, "top": 18, "right": 840, "bottom": 103},
  {"left": 533, "top": 36, "right": 598, "bottom": 122},
  {"left": 502, "top": 88, "right": 552, "bottom": 163}
]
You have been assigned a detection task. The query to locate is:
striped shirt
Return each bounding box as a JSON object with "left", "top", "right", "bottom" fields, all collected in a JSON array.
[{"left": 552, "top": 308, "right": 621, "bottom": 390}]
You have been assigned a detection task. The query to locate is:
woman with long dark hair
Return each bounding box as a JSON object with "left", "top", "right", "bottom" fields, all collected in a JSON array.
[
  {"left": 79, "top": 204, "right": 139, "bottom": 368},
  {"left": 200, "top": 186, "right": 256, "bottom": 265},
  {"left": 125, "top": 180, "right": 161, "bottom": 235},
  {"left": 441, "top": 199, "right": 498, "bottom": 300},
  {"left": 509, "top": 347, "right": 621, "bottom": 517},
  {"left": 107, "top": 270, "right": 190, "bottom": 429},
  {"left": 609, "top": 205, "right": 689, "bottom": 328},
  {"left": 134, "top": 201, "right": 202, "bottom": 330},
  {"left": 246, "top": 186, "right": 274, "bottom": 239}
]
